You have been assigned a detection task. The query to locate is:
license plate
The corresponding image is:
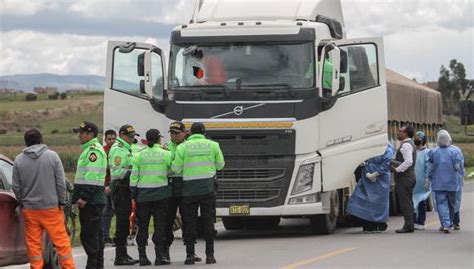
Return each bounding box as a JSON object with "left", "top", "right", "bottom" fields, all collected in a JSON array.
[{"left": 229, "top": 204, "right": 250, "bottom": 215}]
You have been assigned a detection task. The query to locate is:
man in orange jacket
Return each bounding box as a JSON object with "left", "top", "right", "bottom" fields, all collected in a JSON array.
[{"left": 12, "top": 129, "right": 75, "bottom": 269}]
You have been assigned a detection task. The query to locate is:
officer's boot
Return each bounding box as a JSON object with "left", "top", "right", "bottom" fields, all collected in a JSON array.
[
  {"left": 86, "top": 257, "right": 98, "bottom": 269},
  {"left": 184, "top": 244, "right": 195, "bottom": 265},
  {"left": 205, "top": 242, "right": 216, "bottom": 264},
  {"left": 97, "top": 257, "right": 104, "bottom": 269},
  {"left": 164, "top": 245, "right": 171, "bottom": 261},
  {"left": 114, "top": 246, "right": 137, "bottom": 266},
  {"left": 127, "top": 253, "right": 139, "bottom": 264},
  {"left": 138, "top": 246, "right": 151, "bottom": 266},
  {"left": 155, "top": 245, "right": 171, "bottom": 265},
  {"left": 193, "top": 254, "right": 202, "bottom": 262}
]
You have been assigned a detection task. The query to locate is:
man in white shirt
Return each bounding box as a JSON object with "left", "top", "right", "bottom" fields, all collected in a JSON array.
[{"left": 391, "top": 126, "right": 417, "bottom": 233}]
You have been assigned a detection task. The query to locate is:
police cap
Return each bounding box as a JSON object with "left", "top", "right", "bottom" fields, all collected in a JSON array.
[
  {"left": 169, "top": 121, "right": 185, "bottom": 134},
  {"left": 72, "top": 121, "right": 99, "bottom": 136},
  {"left": 190, "top": 122, "right": 206, "bottom": 135},
  {"left": 119, "top": 124, "right": 139, "bottom": 137}
]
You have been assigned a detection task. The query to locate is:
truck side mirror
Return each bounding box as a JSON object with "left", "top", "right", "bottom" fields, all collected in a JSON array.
[
  {"left": 319, "top": 43, "right": 340, "bottom": 98},
  {"left": 137, "top": 52, "right": 145, "bottom": 77}
]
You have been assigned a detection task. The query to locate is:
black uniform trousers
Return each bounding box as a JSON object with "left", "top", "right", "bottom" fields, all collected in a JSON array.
[
  {"left": 181, "top": 192, "right": 216, "bottom": 246},
  {"left": 165, "top": 196, "right": 183, "bottom": 247},
  {"left": 79, "top": 204, "right": 104, "bottom": 266},
  {"left": 112, "top": 185, "right": 132, "bottom": 247},
  {"left": 136, "top": 199, "right": 168, "bottom": 248},
  {"left": 396, "top": 177, "right": 416, "bottom": 230}
]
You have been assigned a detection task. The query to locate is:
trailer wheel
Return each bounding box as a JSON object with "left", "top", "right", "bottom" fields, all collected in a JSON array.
[
  {"left": 222, "top": 217, "right": 244, "bottom": 230},
  {"left": 310, "top": 190, "right": 339, "bottom": 234}
]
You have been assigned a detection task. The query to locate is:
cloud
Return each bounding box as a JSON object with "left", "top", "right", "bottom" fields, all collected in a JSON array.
[
  {"left": 0, "top": 30, "right": 169, "bottom": 76},
  {"left": 342, "top": 0, "right": 473, "bottom": 36},
  {"left": 68, "top": 0, "right": 192, "bottom": 25},
  {"left": 1, "top": 10, "right": 173, "bottom": 37},
  {"left": 0, "top": 0, "right": 472, "bottom": 82},
  {"left": 0, "top": 0, "right": 56, "bottom": 16},
  {"left": 383, "top": 27, "right": 473, "bottom": 82}
]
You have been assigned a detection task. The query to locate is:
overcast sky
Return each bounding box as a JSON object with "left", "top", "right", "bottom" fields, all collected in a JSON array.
[{"left": 0, "top": 0, "right": 472, "bottom": 82}]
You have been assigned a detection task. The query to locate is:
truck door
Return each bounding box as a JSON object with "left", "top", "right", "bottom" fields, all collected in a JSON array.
[
  {"left": 104, "top": 41, "right": 167, "bottom": 136},
  {"left": 317, "top": 37, "right": 388, "bottom": 191}
]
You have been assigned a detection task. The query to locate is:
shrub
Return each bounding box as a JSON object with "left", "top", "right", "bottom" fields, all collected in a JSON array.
[
  {"left": 60, "top": 92, "right": 67, "bottom": 100},
  {"left": 25, "top": 93, "right": 38, "bottom": 101},
  {"left": 48, "top": 92, "right": 60, "bottom": 100}
]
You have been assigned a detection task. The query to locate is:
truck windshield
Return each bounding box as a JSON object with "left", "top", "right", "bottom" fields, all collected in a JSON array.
[{"left": 170, "top": 42, "right": 314, "bottom": 90}]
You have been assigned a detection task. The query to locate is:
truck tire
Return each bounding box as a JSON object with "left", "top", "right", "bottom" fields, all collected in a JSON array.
[
  {"left": 310, "top": 190, "right": 339, "bottom": 234},
  {"left": 222, "top": 217, "right": 244, "bottom": 230}
]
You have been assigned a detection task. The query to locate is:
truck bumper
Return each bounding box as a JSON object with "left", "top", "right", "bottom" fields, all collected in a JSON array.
[{"left": 216, "top": 202, "right": 327, "bottom": 217}]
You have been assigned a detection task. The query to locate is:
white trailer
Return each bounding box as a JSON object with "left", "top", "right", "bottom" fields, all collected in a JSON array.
[{"left": 104, "top": 0, "right": 388, "bottom": 234}]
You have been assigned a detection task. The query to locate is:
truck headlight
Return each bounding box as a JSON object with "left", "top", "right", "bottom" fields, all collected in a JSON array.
[
  {"left": 289, "top": 193, "right": 320, "bottom": 205},
  {"left": 291, "top": 163, "right": 314, "bottom": 195}
]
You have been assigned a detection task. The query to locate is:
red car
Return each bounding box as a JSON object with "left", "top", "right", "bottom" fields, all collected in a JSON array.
[{"left": 0, "top": 154, "right": 59, "bottom": 268}]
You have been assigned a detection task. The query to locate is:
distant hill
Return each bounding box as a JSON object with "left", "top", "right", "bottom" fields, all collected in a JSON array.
[{"left": 0, "top": 73, "right": 105, "bottom": 92}]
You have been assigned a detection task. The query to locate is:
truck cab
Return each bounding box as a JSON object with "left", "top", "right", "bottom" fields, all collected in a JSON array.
[{"left": 104, "top": 0, "right": 388, "bottom": 234}]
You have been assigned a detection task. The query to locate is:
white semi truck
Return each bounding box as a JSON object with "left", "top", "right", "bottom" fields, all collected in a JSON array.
[{"left": 104, "top": 0, "right": 390, "bottom": 234}]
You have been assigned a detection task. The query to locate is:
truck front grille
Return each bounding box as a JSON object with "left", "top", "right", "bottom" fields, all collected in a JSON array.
[
  {"left": 216, "top": 189, "right": 281, "bottom": 202},
  {"left": 216, "top": 168, "right": 286, "bottom": 181}
]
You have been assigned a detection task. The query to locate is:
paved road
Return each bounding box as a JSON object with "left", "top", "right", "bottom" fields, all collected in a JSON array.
[{"left": 9, "top": 182, "right": 474, "bottom": 269}]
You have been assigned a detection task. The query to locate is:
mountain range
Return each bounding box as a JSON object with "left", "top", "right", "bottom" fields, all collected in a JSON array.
[{"left": 0, "top": 73, "right": 105, "bottom": 92}]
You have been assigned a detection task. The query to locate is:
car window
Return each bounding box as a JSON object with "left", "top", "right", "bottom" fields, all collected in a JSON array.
[{"left": 0, "top": 159, "right": 13, "bottom": 190}]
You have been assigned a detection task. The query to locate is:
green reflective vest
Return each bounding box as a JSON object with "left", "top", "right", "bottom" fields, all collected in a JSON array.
[
  {"left": 130, "top": 145, "right": 172, "bottom": 202},
  {"left": 109, "top": 137, "right": 133, "bottom": 192},
  {"left": 172, "top": 134, "right": 225, "bottom": 196},
  {"left": 167, "top": 141, "right": 183, "bottom": 197},
  {"left": 131, "top": 143, "right": 145, "bottom": 156},
  {"left": 72, "top": 137, "right": 107, "bottom": 205}
]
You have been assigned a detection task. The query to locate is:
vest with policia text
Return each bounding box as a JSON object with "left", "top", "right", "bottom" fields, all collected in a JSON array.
[
  {"left": 108, "top": 137, "right": 133, "bottom": 193},
  {"left": 130, "top": 145, "right": 172, "bottom": 202},
  {"left": 72, "top": 137, "right": 107, "bottom": 205},
  {"left": 172, "top": 134, "right": 225, "bottom": 197}
]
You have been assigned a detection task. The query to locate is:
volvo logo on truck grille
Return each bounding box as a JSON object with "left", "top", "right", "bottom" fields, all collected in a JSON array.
[
  {"left": 233, "top": 106, "right": 244, "bottom": 116},
  {"left": 211, "top": 103, "right": 265, "bottom": 118}
]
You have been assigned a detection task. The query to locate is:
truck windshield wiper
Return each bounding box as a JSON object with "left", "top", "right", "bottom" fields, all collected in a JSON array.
[
  {"left": 241, "top": 83, "right": 295, "bottom": 97},
  {"left": 176, "top": 85, "right": 230, "bottom": 97}
]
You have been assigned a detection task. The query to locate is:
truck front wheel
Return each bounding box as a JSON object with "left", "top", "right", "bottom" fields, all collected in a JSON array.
[{"left": 309, "top": 190, "right": 339, "bottom": 234}]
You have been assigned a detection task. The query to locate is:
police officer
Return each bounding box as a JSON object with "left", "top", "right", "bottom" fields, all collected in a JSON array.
[
  {"left": 109, "top": 124, "right": 139, "bottom": 265},
  {"left": 164, "top": 122, "right": 202, "bottom": 262},
  {"left": 130, "top": 129, "right": 172, "bottom": 265},
  {"left": 172, "top": 122, "right": 225, "bottom": 265},
  {"left": 72, "top": 122, "right": 107, "bottom": 269}
]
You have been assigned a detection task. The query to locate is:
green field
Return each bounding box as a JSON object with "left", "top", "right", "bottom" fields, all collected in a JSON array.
[{"left": 0, "top": 92, "right": 103, "bottom": 171}]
